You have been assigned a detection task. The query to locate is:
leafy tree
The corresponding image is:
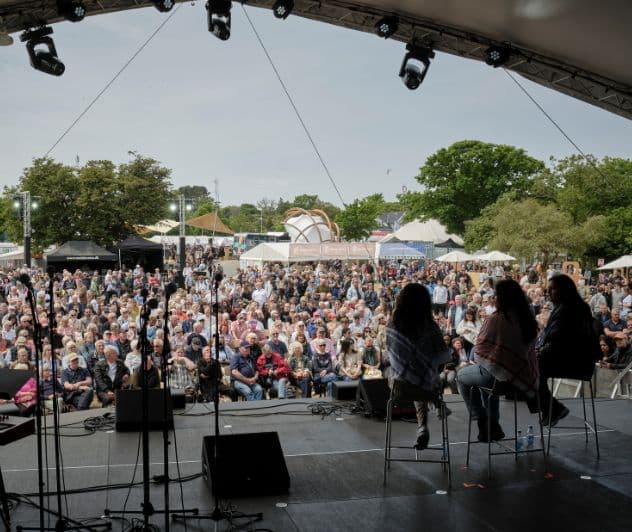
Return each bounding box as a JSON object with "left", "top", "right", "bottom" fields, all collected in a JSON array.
[
  {"left": 402, "top": 140, "right": 545, "bottom": 233},
  {"left": 554, "top": 155, "right": 632, "bottom": 223},
  {"left": 335, "top": 194, "right": 385, "bottom": 241},
  {"left": 175, "top": 185, "right": 212, "bottom": 202}
]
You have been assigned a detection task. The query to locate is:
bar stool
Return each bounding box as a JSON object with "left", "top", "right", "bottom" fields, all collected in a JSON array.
[
  {"left": 546, "top": 375, "right": 600, "bottom": 458},
  {"left": 383, "top": 379, "right": 451, "bottom": 488},
  {"left": 466, "top": 379, "right": 547, "bottom": 478}
]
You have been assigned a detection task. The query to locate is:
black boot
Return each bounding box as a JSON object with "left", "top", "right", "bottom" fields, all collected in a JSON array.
[
  {"left": 490, "top": 420, "right": 505, "bottom": 441},
  {"left": 477, "top": 416, "right": 489, "bottom": 442},
  {"left": 414, "top": 425, "right": 430, "bottom": 450}
]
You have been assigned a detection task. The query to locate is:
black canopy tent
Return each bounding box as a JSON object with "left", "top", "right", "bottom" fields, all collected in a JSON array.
[
  {"left": 45, "top": 241, "right": 118, "bottom": 273},
  {"left": 117, "top": 235, "right": 164, "bottom": 272}
]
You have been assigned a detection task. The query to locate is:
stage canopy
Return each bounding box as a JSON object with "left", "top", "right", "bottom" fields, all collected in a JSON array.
[
  {"left": 597, "top": 255, "right": 632, "bottom": 270},
  {"left": 376, "top": 242, "right": 425, "bottom": 260},
  {"left": 185, "top": 212, "right": 234, "bottom": 236},
  {"left": 117, "top": 235, "right": 164, "bottom": 272},
  {"left": 1, "top": 1, "right": 630, "bottom": 119},
  {"left": 45, "top": 240, "right": 117, "bottom": 272}
]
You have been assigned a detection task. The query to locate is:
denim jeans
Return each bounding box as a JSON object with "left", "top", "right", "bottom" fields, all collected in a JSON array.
[
  {"left": 271, "top": 378, "right": 288, "bottom": 399},
  {"left": 294, "top": 377, "right": 312, "bottom": 398},
  {"left": 313, "top": 373, "right": 338, "bottom": 397},
  {"left": 456, "top": 364, "right": 499, "bottom": 422},
  {"left": 233, "top": 380, "right": 263, "bottom": 401}
]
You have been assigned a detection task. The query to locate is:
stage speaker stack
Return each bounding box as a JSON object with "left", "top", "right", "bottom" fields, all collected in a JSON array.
[
  {"left": 201, "top": 432, "right": 290, "bottom": 498},
  {"left": 331, "top": 380, "right": 359, "bottom": 400},
  {"left": 115, "top": 388, "right": 174, "bottom": 431},
  {"left": 356, "top": 379, "right": 416, "bottom": 418}
]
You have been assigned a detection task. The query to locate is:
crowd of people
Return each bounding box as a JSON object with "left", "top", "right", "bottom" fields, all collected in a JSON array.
[{"left": 0, "top": 247, "right": 631, "bottom": 426}]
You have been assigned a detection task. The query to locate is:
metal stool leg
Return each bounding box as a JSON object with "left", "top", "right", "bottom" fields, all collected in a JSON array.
[
  {"left": 383, "top": 397, "right": 393, "bottom": 485},
  {"left": 487, "top": 392, "right": 492, "bottom": 479},
  {"left": 547, "top": 377, "right": 554, "bottom": 455},
  {"left": 466, "top": 387, "right": 474, "bottom": 466},
  {"left": 513, "top": 395, "right": 519, "bottom": 462},
  {"left": 442, "top": 401, "right": 452, "bottom": 489},
  {"left": 581, "top": 383, "right": 589, "bottom": 444},
  {"left": 536, "top": 393, "right": 548, "bottom": 472},
  {"left": 589, "top": 381, "right": 600, "bottom": 459}
]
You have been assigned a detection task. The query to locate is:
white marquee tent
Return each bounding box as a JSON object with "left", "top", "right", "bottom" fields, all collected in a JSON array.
[{"left": 381, "top": 219, "right": 464, "bottom": 246}]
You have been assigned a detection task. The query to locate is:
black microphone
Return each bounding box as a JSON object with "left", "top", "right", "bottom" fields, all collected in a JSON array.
[
  {"left": 165, "top": 281, "right": 177, "bottom": 297},
  {"left": 140, "top": 287, "right": 150, "bottom": 301},
  {"left": 214, "top": 271, "right": 224, "bottom": 284},
  {"left": 19, "top": 273, "right": 32, "bottom": 288},
  {"left": 146, "top": 298, "right": 159, "bottom": 310}
]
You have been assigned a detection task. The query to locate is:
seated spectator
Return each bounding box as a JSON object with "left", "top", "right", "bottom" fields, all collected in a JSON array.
[
  {"left": 10, "top": 348, "right": 35, "bottom": 371},
  {"left": 230, "top": 341, "right": 263, "bottom": 401},
  {"left": 256, "top": 344, "right": 290, "bottom": 399},
  {"left": 61, "top": 342, "right": 88, "bottom": 370},
  {"left": 602, "top": 332, "right": 632, "bottom": 370},
  {"left": 604, "top": 308, "right": 625, "bottom": 339},
  {"left": 135, "top": 356, "right": 161, "bottom": 389},
  {"left": 125, "top": 340, "right": 142, "bottom": 375},
  {"left": 287, "top": 341, "right": 312, "bottom": 398},
  {"left": 167, "top": 346, "right": 197, "bottom": 400},
  {"left": 39, "top": 366, "right": 63, "bottom": 411},
  {"left": 184, "top": 335, "right": 204, "bottom": 364},
  {"left": 338, "top": 339, "right": 362, "bottom": 381},
  {"left": 198, "top": 345, "right": 236, "bottom": 402},
  {"left": 266, "top": 329, "right": 288, "bottom": 358},
  {"left": 61, "top": 353, "right": 94, "bottom": 410},
  {"left": 361, "top": 336, "right": 382, "bottom": 379},
  {"left": 5, "top": 365, "right": 37, "bottom": 416},
  {"left": 94, "top": 345, "right": 130, "bottom": 406}
]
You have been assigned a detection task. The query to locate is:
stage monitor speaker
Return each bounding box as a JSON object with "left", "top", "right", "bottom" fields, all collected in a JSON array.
[
  {"left": 115, "top": 388, "right": 174, "bottom": 432},
  {"left": 332, "top": 380, "right": 359, "bottom": 401},
  {"left": 201, "top": 432, "right": 289, "bottom": 498},
  {"left": 356, "top": 378, "right": 416, "bottom": 418}
]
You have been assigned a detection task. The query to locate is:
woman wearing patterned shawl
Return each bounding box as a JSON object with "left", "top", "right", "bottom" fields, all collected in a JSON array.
[
  {"left": 387, "top": 283, "right": 451, "bottom": 450},
  {"left": 457, "top": 279, "right": 539, "bottom": 442}
]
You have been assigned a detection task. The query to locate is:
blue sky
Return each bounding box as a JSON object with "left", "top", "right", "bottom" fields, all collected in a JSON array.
[{"left": 1, "top": 4, "right": 631, "bottom": 207}]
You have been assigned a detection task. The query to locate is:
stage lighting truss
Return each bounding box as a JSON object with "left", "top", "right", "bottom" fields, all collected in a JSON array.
[
  {"left": 399, "top": 43, "right": 434, "bottom": 90},
  {"left": 19, "top": 26, "right": 65, "bottom": 76},
  {"left": 485, "top": 44, "right": 511, "bottom": 68},
  {"left": 272, "top": 0, "right": 294, "bottom": 20},
  {"left": 57, "top": 0, "right": 86, "bottom": 22},
  {"left": 152, "top": 0, "right": 175, "bottom": 13},
  {"left": 206, "top": 0, "right": 232, "bottom": 41},
  {"left": 375, "top": 16, "right": 398, "bottom": 39}
]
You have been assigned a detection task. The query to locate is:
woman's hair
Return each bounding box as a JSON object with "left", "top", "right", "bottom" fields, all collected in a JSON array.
[
  {"left": 494, "top": 279, "right": 538, "bottom": 343},
  {"left": 339, "top": 338, "right": 354, "bottom": 354},
  {"left": 390, "top": 283, "right": 437, "bottom": 342}
]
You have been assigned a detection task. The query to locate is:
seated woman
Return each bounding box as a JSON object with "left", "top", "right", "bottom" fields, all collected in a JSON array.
[
  {"left": 338, "top": 339, "right": 363, "bottom": 382},
  {"left": 457, "top": 279, "right": 539, "bottom": 442},
  {"left": 361, "top": 335, "right": 382, "bottom": 379},
  {"left": 387, "top": 283, "right": 451, "bottom": 450},
  {"left": 287, "top": 341, "right": 312, "bottom": 398},
  {"left": 537, "top": 274, "right": 600, "bottom": 426}
]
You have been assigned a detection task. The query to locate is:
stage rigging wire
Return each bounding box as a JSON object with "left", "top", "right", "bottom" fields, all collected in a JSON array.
[
  {"left": 42, "top": 4, "right": 183, "bottom": 158},
  {"left": 504, "top": 69, "right": 612, "bottom": 180}
]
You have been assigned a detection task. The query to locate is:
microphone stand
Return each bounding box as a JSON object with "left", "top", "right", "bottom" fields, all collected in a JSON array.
[
  {"left": 173, "top": 270, "right": 262, "bottom": 526},
  {"left": 19, "top": 272, "right": 109, "bottom": 532},
  {"left": 105, "top": 287, "right": 196, "bottom": 531}
]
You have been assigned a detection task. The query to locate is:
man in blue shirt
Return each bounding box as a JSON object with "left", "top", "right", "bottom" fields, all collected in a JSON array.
[
  {"left": 230, "top": 341, "right": 263, "bottom": 401},
  {"left": 61, "top": 353, "right": 94, "bottom": 410}
]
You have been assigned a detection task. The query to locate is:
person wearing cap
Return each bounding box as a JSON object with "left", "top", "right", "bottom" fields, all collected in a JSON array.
[
  {"left": 230, "top": 340, "right": 263, "bottom": 401},
  {"left": 61, "top": 353, "right": 94, "bottom": 410},
  {"left": 602, "top": 333, "right": 632, "bottom": 370},
  {"left": 5, "top": 335, "right": 33, "bottom": 366}
]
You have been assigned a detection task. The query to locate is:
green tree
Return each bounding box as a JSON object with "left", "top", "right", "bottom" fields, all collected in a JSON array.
[
  {"left": 176, "top": 185, "right": 211, "bottom": 202},
  {"left": 335, "top": 194, "right": 385, "bottom": 241},
  {"left": 554, "top": 155, "right": 632, "bottom": 223},
  {"left": 402, "top": 140, "right": 545, "bottom": 233}
]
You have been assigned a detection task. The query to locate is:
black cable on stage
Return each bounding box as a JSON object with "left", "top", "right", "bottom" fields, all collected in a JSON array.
[
  {"left": 43, "top": 4, "right": 182, "bottom": 158},
  {"left": 504, "top": 69, "right": 612, "bottom": 181}
]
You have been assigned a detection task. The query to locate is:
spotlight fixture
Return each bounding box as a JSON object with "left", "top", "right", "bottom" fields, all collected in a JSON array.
[
  {"left": 151, "top": 0, "right": 175, "bottom": 13},
  {"left": 375, "top": 16, "right": 398, "bottom": 39},
  {"left": 485, "top": 44, "right": 511, "bottom": 68},
  {"left": 206, "top": 0, "right": 232, "bottom": 41},
  {"left": 272, "top": 0, "right": 294, "bottom": 20},
  {"left": 57, "top": 0, "right": 86, "bottom": 22},
  {"left": 20, "top": 27, "right": 65, "bottom": 76},
  {"left": 399, "top": 43, "right": 434, "bottom": 91}
]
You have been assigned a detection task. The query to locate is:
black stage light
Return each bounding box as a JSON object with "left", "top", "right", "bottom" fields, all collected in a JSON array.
[
  {"left": 375, "top": 16, "right": 398, "bottom": 39},
  {"left": 206, "top": 0, "right": 232, "bottom": 41},
  {"left": 399, "top": 43, "right": 434, "bottom": 90},
  {"left": 20, "top": 27, "right": 65, "bottom": 76},
  {"left": 152, "top": 0, "right": 175, "bottom": 12},
  {"left": 272, "top": 0, "right": 294, "bottom": 20},
  {"left": 57, "top": 0, "right": 87, "bottom": 22},
  {"left": 485, "top": 45, "right": 511, "bottom": 67}
]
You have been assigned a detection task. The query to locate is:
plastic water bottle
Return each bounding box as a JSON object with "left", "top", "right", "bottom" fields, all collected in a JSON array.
[
  {"left": 516, "top": 430, "right": 524, "bottom": 451},
  {"left": 526, "top": 425, "right": 535, "bottom": 450}
]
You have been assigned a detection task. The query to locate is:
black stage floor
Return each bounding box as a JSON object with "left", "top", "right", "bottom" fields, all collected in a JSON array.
[{"left": 2, "top": 395, "right": 631, "bottom": 531}]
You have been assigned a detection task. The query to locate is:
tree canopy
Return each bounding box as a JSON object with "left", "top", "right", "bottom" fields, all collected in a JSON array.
[{"left": 401, "top": 140, "right": 545, "bottom": 234}]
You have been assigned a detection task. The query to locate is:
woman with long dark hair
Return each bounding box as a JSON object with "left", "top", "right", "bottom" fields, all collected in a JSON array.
[
  {"left": 387, "top": 283, "right": 451, "bottom": 449},
  {"left": 457, "top": 279, "right": 539, "bottom": 441},
  {"left": 537, "top": 273, "right": 600, "bottom": 426}
]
